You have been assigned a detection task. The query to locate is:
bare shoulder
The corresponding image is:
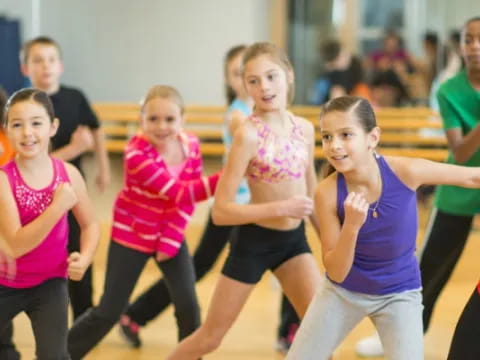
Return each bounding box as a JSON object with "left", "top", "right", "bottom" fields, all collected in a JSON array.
[
  {"left": 295, "top": 116, "right": 315, "bottom": 136},
  {"left": 234, "top": 118, "right": 258, "bottom": 146},
  {"left": 0, "top": 170, "right": 9, "bottom": 193},
  {"left": 383, "top": 155, "right": 426, "bottom": 189},
  {"left": 64, "top": 162, "right": 84, "bottom": 188}
]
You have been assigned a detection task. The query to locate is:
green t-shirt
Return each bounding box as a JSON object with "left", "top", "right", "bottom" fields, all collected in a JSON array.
[{"left": 434, "top": 70, "right": 480, "bottom": 215}]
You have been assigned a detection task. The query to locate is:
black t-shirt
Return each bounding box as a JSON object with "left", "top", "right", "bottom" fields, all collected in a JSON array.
[
  {"left": 50, "top": 85, "right": 100, "bottom": 170},
  {"left": 325, "top": 55, "right": 364, "bottom": 95}
]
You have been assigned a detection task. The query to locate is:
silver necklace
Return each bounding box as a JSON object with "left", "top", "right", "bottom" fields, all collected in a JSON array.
[{"left": 369, "top": 167, "right": 382, "bottom": 219}]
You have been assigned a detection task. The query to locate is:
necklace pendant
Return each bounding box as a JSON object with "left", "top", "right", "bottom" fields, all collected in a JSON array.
[{"left": 373, "top": 210, "right": 378, "bottom": 218}]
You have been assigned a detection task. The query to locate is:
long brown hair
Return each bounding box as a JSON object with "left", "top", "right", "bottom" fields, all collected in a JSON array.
[{"left": 224, "top": 45, "right": 247, "bottom": 105}]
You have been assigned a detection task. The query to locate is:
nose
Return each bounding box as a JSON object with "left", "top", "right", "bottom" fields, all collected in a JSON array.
[
  {"left": 259, "top": 78, "right": 269, "bottom": 92},
  {"left": 157, "top": 120, "right": 168, "bottom": 131},
  {"left": 330, "top": 136, "right": 342, "bottom": 150},
  {"left": 22, "top": 124, "right": 33, "bottom": 135}
]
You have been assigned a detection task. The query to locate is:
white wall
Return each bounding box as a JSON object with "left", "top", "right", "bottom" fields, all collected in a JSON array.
[
  {"left": 2, "top": 0, "right": 270, "bottom": 104},
  {"left": 424, "top": 0, "right": 480, "bottom": 39}
]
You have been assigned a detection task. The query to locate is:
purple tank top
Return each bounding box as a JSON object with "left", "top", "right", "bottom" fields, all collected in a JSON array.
[
  {"left": 0, "top": 158, "right": 70, "bottom": 288},
  {"left": 332, "top": 155, "right": 421, "bottom": 295}
]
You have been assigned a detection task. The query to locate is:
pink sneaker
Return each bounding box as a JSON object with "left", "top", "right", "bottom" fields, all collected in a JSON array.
[{"left": 119, "top": 314, "right": 142, "bottom": 348}]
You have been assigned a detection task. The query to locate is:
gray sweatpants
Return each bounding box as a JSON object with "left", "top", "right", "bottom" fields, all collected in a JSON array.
[{"left": 286, "top": 278, "right": 423, "bottom": 360}]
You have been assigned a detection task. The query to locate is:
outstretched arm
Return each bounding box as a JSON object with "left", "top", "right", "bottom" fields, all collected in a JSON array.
[
  {"left": 125, "top": 148, "right": 220, "bottom": 206},
  {"left": 389, "top": 156, "right": 480, "bottom": 190}
]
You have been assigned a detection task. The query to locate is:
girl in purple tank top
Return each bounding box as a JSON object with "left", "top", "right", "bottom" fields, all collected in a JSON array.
[
  {"left": 0, "top": 88, "right": 99, "bottom": 359},
  {"left": 286, "top": 96, "right": 480, "bottom": 360}
]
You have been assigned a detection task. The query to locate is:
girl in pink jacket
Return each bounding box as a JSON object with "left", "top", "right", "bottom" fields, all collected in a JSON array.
[{"left": 68, "top": 85, "right": 220, "bottom": 360}]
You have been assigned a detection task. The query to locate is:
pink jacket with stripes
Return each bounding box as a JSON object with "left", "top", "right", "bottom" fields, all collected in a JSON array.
[{"left": 111, "top": 133, "right": 220, "bottom": 257}]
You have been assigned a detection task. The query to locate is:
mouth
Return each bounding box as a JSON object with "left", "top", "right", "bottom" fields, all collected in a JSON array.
[
  {"left": 154, "top": 133, "right": 171, "bottom": 140},
  {"left": 330, "top": 154, "right": 348, "bottom": 161},
  {"left": 20, "top": 141, "right": 38, "bottom": 149},
  {"left": 262, "top": 94, "right": 276, "bottom": 102}
]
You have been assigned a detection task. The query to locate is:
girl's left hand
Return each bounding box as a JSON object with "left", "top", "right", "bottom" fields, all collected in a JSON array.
[
  {"left": 156, "top": 252, "right": 172, "bottom": 262},
  {"left": 67, "top": 252, "right": 89, "bottom": 281}
]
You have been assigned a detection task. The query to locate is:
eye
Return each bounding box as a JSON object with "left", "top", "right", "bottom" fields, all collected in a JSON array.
[
  {"left": 268, "top": 73, "right": 276, "bottom": 81},
  {"left": 321, "top": 134, "right": 331, "bottom": 141},
  {"left": 148, "top": 116, "right": 157, "bottom": 122},
  {"left": 247, "top": 78, "right": 257, "bottom": 85},
  {"left": 166, "top": 116, "right": 176, "bottom": 123},
  {"left": 342, "top": 132, "right": 353, "bottom": 138}
]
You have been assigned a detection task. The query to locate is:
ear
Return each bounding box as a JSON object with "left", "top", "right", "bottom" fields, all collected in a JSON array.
[
  {"left": 287, "top": 68, "right": 295, "bottom": 86},
  {"left": 179, "top": 114, "right": 186, "bottom": 128},
  {"left": 50, "top": 117, "right": 60, "bottom": 137},
  {"left": 368, "top": 126, "right": 381, "bottom": 149},
  {"left": 20, "top": 63, "right": 29, "bottom": 77}
]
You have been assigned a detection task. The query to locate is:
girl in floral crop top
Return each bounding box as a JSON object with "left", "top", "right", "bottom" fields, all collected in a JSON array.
[{"left": 168, "top": 42, "right": 323, "bottom": 360}]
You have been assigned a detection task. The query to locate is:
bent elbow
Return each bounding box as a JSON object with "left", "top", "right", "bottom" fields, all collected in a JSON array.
[
  {"left": 211, "top": 204, "right": 227, "bottom": 226},
  {"left": 327, "top": 272, "right": 347, "bottom": 284}
]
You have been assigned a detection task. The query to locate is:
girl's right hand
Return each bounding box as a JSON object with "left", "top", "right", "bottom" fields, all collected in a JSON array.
[
  {"left": 343, "top": 192, "right": 369, "bottom": 229},
  {"left": 52, "top": 183, "right": 78, "bottom": 212},
  {"left": 282, "top": 195, "right": 314, "bottom": 219}
]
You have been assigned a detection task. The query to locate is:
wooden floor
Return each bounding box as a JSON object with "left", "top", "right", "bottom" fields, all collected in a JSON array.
[{"left": 12, "top": 155, "right": 480, "bottom": 359}]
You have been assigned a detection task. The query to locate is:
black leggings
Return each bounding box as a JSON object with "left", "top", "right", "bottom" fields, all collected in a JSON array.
[
  {"left": 0, "top": 212, "right": 92, "bottom": 358},
  {"left": 447, "top": 286, "right": 480, "bottom": 360},
  {"left": 68, "top": 241, "right": 199, "bottom": 360},
  {"left": 125, "top": 214, "right": 299, "bottom": 338},
  {"left": 67, "top": 211, "right": 94, "bottom": 319},
  {"left": 0, "top": 278, "right": 70, "bottom": 360},
  {"left": 419, "top": 208, "right": 473, "bottom": 332}
]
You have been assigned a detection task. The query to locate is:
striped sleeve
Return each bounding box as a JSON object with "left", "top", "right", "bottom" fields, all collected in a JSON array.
[{"left": 125, "top": 143, "right": 220, "bottom": 206}]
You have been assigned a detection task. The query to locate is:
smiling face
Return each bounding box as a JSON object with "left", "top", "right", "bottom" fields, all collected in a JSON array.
[
  {"left": 140, "top": 96, "right": 184, "bottom": 148},
  {"left": 461, "top": 19, "right": 480, "bottom": 72},
  {"left": 243, "top": 54, "right": 292, "bottom": 112},
  {"left": 320, "top": 110, "right": 379, "bottom": 173},
  {"left": 6, "top": 100, "right": 58, "bottom": 159}
]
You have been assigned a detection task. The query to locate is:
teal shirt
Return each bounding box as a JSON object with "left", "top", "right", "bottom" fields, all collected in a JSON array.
[
  {"left": 223, "top": 99, "right": 251, "bottom": 205},
  {"left": 434, "top": 70, "right": 480, "bottom": 215}
]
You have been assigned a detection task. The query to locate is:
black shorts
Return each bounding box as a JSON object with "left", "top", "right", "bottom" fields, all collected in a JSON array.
[{"left": 221, "top": 222, "right": 311, "bottom": 284}]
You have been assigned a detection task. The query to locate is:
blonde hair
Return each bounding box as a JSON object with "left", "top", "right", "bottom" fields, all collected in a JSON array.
[
  {"left": 242, "top": 42, "right": 295, "bottom": 104},
  {"left": 21, "top": 36, "right": 62, "bottom": 64},
  {"left": 141, "top": 85, "right": 184, "bottom": 115}
]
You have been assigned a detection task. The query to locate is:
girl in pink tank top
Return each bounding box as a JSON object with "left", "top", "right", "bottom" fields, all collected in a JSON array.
[{"left": 0, "top": 88, "right": 99, "bottom": 359}]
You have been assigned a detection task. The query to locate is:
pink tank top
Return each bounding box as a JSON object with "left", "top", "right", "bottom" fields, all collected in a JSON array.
[
  {"left": 247, "top": 115, "right": 308, "bottom": 183},
  {"left": 0, "top": 158, "right": 70, "bottom": 288}
]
